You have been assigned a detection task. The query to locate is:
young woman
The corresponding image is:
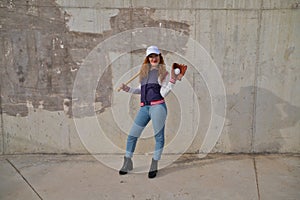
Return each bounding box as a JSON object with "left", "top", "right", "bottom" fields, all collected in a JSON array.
[{"left": 119, "top": 46, "right": 179, "bottom": 178}]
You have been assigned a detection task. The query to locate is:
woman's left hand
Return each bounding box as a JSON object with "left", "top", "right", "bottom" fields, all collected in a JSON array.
[{"left": 171, "top": 68, "right": 183, "bottom": 81}]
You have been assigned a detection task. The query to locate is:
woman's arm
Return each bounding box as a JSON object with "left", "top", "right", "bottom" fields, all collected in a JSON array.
[
  {"left": 159, "top": 72, "right": 176, "bottom": 97},
  {"left": 119, "top": 83, "right": 141, "bottom": 94},
  {"left": 128, "top": 85, "right": 141, "bottom": 94}
]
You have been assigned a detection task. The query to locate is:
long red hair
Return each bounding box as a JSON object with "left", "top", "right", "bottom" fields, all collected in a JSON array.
[{"left": 139, "top": 54, "right": 167, "bottom": 83}]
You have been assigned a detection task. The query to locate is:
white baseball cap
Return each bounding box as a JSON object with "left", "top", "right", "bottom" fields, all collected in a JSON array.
[{"left": 146, "top": 46, "right": 160, "bottom": 56}]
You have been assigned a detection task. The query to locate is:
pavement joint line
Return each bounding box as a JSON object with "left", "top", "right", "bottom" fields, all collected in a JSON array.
[
  {"left": 0, "top": 4, "right": 297, "bottom": 11},
  {"left": 6, "top": 158, "right": 43, "bottom": 200},
  {"left": 253, "top": 157, "right": 261, "bottom": 200}
]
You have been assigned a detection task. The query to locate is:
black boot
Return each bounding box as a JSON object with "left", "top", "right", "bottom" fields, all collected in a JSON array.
[
  {"left": 119, "top": 156, "right": 133, "bottom": 175},
  {"left": 148, "top": 158, "right": 158, "bottom": 178}
]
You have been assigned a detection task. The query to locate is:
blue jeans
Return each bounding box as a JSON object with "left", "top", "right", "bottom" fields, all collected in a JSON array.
[{"left": 125, "top": 103, "right": 167, "bottom": 161}]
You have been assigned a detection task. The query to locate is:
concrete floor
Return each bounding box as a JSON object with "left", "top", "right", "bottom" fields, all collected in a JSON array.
[{"left": 0, "top": 154, "right": 299, "bottom": 200}]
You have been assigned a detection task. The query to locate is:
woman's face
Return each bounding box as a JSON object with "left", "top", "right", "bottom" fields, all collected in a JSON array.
[{"left": 148, "top": 54, "right": 160, "bottom": 67}]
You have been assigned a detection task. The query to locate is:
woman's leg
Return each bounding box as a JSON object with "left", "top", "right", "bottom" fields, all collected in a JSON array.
[
  {"left": 125, "top": 106, "right": 150, "bottom": 158},
  {"left": 149, "top": 103, "right": 167, "bottom": 161}
]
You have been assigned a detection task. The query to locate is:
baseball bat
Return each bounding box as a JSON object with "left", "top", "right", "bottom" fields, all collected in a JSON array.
[{"left": 117, "top": 71, "right": 140, "bottom": 92}]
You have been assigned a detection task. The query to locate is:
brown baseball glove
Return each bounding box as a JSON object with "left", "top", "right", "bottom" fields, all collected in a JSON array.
[{"left": 172, "top": 63, "right": 187, "bottom": 81}]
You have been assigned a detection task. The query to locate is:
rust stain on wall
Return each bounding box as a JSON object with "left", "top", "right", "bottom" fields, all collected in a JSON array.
[{"left": 0, "top": 1, "right": 190, "bottom": 117}]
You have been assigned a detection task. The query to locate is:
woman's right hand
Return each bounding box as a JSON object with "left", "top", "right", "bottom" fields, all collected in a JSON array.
[{"left": 120, "top": 83, "right": 130, "bottom": 92}]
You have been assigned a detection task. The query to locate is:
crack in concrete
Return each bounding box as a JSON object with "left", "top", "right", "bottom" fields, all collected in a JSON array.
[
  {"left": 0, "top": 85, "right": 4, "bottom": 154},
  {"left": 251, "top": 0, "right": 263, "bottom": 153},
  {"left": 253, "top": 157, "right": 261, "bottom": 200},
  {"left": 6, "top": 158, "right": 43, "bottom": 200}
]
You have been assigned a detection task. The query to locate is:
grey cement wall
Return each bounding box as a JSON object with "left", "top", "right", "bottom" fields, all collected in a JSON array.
[{"left": 0, "top": 0, "right": 299, "bottom": 155}]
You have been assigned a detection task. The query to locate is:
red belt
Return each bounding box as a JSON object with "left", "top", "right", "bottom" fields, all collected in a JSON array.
[{"left": 140, "top": 99, "right": 165, "bottom": 107}]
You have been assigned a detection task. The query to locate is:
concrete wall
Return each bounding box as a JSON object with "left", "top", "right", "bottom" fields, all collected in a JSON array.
[{"left": 0, "top": 0, "right": 299, "bottom": 154}]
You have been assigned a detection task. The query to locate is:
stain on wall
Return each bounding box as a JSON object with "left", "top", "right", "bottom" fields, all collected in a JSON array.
[{"left": 0, "top": 1, "right": 190, "bottom": 118}]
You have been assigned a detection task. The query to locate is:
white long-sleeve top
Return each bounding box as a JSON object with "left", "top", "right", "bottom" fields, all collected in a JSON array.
[{"left": 128, "top": 71, "right": 175, "bottom": 98}]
